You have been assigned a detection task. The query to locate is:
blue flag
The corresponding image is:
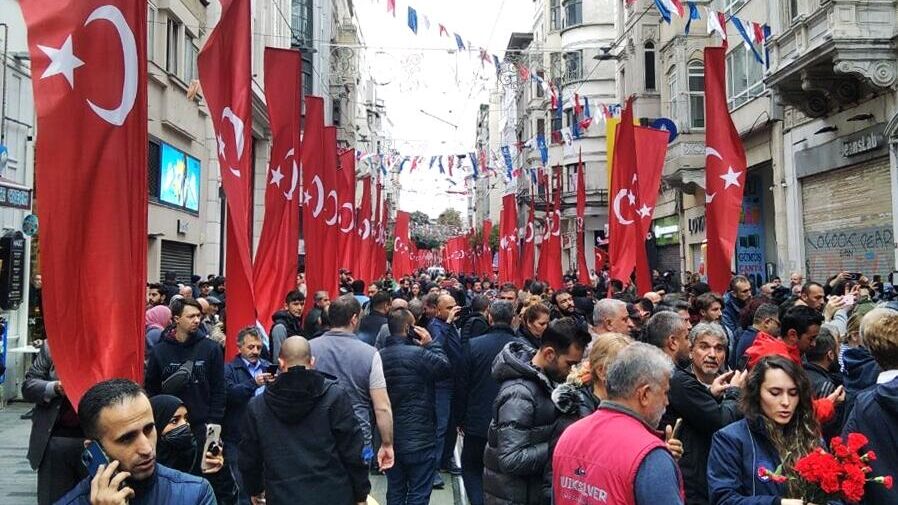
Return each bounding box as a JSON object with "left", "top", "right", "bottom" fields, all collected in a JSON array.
[
  {"left": 407, "top": 7, "right": 418, "bottom": 34},
  {"left": 653, "top": 0, "right": 672, "bottom": 23},
  {"left": 684, "top": 2, "right": 700, "bottom": 35},
  {"left": 469, "top": 151, "right": 480, "bottom": 179},
  {"left": 501, "top": 146, "right": 514, "bottom": 180},
  {"left": 454, "top": 34, "right": 465, "bottom": 50},
  {"left": 429, "top": 156, "right": 437, "bottom": 170},
  {"left": 732, "top": 16, "right": 764, "bottom": 63},
  {"left": 537, "top": 134, "right": 549, "bottom": 165},
  {"left": 438, "top": 156, "right": 445, "bottom": 174}
]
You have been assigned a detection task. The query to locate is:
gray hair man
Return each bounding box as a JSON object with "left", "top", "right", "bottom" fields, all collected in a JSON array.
[
  {"left": 644, "top": 311, "right": 691, "bottom": 366},
  {"left": 593, "top": 298, "right": 634, "bottom": 335},
  {"left": 553, "top": 343, "right": 685, "bottom": 505},
  {"left": 652, "top": 322, "right": 745, "bottom": 505}
]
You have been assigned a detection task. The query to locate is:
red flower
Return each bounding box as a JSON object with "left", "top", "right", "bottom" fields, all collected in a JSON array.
[
  {"left": 842, "top": 465, "right": 867, "bottom": 502},
  {"left": 863, "top": 450, "right": 877, "bottom": 462},
  {"left": 831, "top": 437, "right": 852, "bottom": 458},
  {"left": 847, "top": 433, "right": 869, "bottom": 452},
  {"left": 879, "top": 475, "right": 894, "bottom": 490}
]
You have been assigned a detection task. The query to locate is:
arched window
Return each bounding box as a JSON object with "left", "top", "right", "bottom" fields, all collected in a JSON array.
[
  {"left": 687, "top": 60, "right": 705, "bottom": 129},
  {"left": 644, "top": 42, "right": 656, "bottom": 91}
]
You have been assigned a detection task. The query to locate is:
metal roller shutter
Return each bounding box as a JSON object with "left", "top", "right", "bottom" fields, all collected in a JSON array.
[
  {"left": 802, "top": 159, "right": 894, "bottom": 281},
  {"left": 160, "top": 240, "right": 195, "bottom": 283}
]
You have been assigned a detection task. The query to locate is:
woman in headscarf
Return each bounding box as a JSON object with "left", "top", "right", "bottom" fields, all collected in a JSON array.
[{"left": 145, "top": 305, "right": 172, "bottom": 357}]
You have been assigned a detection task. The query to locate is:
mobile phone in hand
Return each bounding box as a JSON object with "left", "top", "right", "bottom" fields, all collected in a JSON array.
[
  {"left": 265, "top": 364, "right": 279, "bottom": 375},
  {"left": 201, "top": 424, "right": 222, "bottom": 472},
  {"left": 81, "top": 440, "right": 110, "bottom": 477}
]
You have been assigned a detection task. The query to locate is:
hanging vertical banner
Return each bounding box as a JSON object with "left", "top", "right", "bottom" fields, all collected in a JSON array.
[
  {"left": 21, "top": 0, "right": 148, "bottom": 404},
  {"left": 498, "top": 194, "right": 519, "bottom": 284},
  {"left": 393, "top": 211, "right": 413, "bottom": 277},
  {"left": 575, "top": 152, "right": 590, "bottom": 285},
  {"left": 501, "top": 145, "right": 514, "bottom": 180},
  {"left": 407, "top": 6, "right": 418, "bottom": 34},
  {"left": 337, "top": 149, "right": 357, "bottom": 275},
  {"left": 355, "top": 176, "right": 373, "bottom": 283},
  {"left": 254, "top": 48, "right": 302, "bottom": 331},
  {"left": 481, "top": 220, "right": 493, "bottom": 276},
  {"left": 520, "top": 199, "right": 536, "bottom": 287},
  {"left": 608, "top": 98, "right": 641, "bottom": 288},
  {"left": 705, "top": 46, "right": 747, "bottom": 293},
  {"left": 633, "top": 126, "right": 672, "bottom": 295},
  {"left": 198, "top": 0, "right": 256, "bottom": 357}
]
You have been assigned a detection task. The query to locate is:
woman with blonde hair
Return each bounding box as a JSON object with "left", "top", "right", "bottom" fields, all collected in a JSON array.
[{"left": 573, "top": 333, "right": 633, "bottom": 417}]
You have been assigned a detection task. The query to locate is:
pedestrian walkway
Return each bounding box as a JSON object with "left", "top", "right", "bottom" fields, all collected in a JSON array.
[
  {"left": 0, "top": 402, "right": 37, "bottom": 505},
  {"left": 0, "top": 401, "right": 461, "bottom": 505}
]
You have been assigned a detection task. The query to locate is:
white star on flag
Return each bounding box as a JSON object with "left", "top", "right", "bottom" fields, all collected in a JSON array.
[
  {"left": 270, "top": 166, "right": 284, "bottom": 187},
  {"left": 303, "top": 190, "right": 312, "bottom": 205},
  {"left": 38, "top": 35, "right": 84, "bottom": 88},
  {"left": 626, "top": 191, "right": 636, "bottom": 206},
  {"left": 720, "top": 166, "right": 743, "bottom": 189},
  {"left": 637, "top": 204, "right": 652, "bottom": 218}
]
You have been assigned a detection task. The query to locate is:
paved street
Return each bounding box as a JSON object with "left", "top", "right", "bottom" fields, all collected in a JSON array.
[
  {"left": 0, "top": 401, "right": 460, "bottom": 505},
  {"left": 0, "top": 402, "right": 38, "bottom": 505}
]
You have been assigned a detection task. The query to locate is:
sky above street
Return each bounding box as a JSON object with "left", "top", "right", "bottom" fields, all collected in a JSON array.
[{"left": 354, "top": 0, "right": 534, "bottom": 219}]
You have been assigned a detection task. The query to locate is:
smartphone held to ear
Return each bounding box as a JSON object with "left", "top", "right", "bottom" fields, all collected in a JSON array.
[{"left": 81, "top": 440, "right": 110, "bottom": 477}]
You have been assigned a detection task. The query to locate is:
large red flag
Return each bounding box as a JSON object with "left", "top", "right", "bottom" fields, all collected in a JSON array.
[
  {"left": 21, "top": 0, "right": 147, "bottom": 405},
  {"left": 544, "top": 175, "right": 564, "bottom": 290},
  {"left": 374, "top": 197, "right": 389, "bottom": 281},
  {"left": 254, "top": 48, "right": 301, "bottom": 331},
  {"left": 705, "top": 47, "right": 747, "bottom": 293},
  {"left": 575, "top": 151, "right": 590, "bottom": 285},
  {"left": 301, "top": 98, "right": 339, "bottom": 301},
  {"left": 498, "top": 194, "right": 519, "bottom": 284},
  {"left": 481, "top": 220, "right": 493, "bottom": 277},
  {"left": 322, "top": 128, "right": 342, "bottom": 296},
  {"left": 337, "top": 149, "right": 357, "bottom": 275},
  {"left": 355, "top": 176, "right": 373, "bottom": 282},
  {"left": 633, "top": 126, "right": 671, "bottom": 294},
  {"left": 608, "top": 97, "right": 640, "bottom": 288},
  {"left": 393, "top": 211, "right": 412, "bottom": 277},
  {"left": 369, "top": 177, "right": 384, "bottom": 281},
  {"left": 520, "top": 199, "right": 536, "bottom": 287},
  {"left": 198, "top": 0, "right": 255, "bottom": 357}
]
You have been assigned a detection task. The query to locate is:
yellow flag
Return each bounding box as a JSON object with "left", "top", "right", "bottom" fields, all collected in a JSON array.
[{"left": 605, "top": 117, "right": 621, "bottom": 191}]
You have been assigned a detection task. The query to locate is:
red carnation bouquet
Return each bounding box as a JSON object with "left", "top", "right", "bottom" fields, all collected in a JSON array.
[{"left": 757, "top": 433, "right": 892, "bottom": 503}]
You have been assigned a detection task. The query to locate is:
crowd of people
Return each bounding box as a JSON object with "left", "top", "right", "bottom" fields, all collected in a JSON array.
[{"left": 22, "top": 265, "right": 898, "bottom": 505}]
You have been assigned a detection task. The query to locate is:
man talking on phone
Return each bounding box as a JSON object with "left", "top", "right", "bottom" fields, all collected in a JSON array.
[
  {"left": 427, "top": 293, "right": 463, "bottom": 489},
  {"left": 56, "top": 379, "right": 215, "bottom": 505}
]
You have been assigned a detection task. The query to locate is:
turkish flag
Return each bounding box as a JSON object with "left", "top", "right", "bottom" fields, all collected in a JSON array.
[
  {"left": 481, "top": 220, "right": 493, "bottom": 277},
  {"left": 498, "top": 194, "right": 519, "bottom": 284},
  {"left": 392, "top": 211, "right": 412, "bottom": 277},
  {"left": 322, "top": 127, "right": 342, "bottom": 296},
  {"left": 354, "top": 176, "right": 373, "bottom": 282},
  {"left": 373, "top": 197, "right": 389, "bottom": 281},
  {"left": 21, "top": 0, "right": 147, "bottom": 406},
  {"left": 544, "top": 175, "right": 564, "bottom": 290},
  {"left": 575, "top": 151, "right": 591, "bottom": 285},
  {"left": 520, "top": 200, "right": 536, "bottom": 287},
  {"left": 608, "top": 97, "right": 640, "bottom": 288},
  {"left": 633, "top": 126, "right": 671, "bottom": 294},
  {"left": 337, "top": 149, "right": 357, "bottom": 276},
  {"left": 198, "top": 0, "right": 256, "bottom": 357},
  {"left": 254, "top": 48, "right": 301, "bottom": 331},
  {"left": 301, "top": 97, "right": 339, "bottom": 301},
  {"left": 705, "top": 47, "right": 747, "bottom": 293}
]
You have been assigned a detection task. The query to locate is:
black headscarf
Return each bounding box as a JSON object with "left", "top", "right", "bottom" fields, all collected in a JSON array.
[{"left": 149, "top": 395, "right": 196, "bottom": 473}]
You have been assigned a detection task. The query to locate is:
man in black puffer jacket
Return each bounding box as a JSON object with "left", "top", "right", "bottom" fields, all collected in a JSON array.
[
  {"left": 381, "top": 308, "right": 452, "bottom": 505},
  {"left": 239, "top": 336, "right": 370, "bottom": 505},
  {"left": 483, "top": 318, "right": 590, "bottom": 505}
]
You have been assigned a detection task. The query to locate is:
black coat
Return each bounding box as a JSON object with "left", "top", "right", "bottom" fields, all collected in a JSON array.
[
  {"left": 842, "top": 377, "right": 898, "bottom": 505},
  {"left": 380, "top": 336, "right": 452, "bottom": 455},
  {"left": 483, "top": 341, "right": 559, "bottom": 505},
  {"left": 238, "top": 366, "right": 370, "bottom": 505},
  {"left": 223, "top": 355, "right": 271, "bottom": 443},
  {"left": 516, "top": 326, "right": 540, "bottom": 349},
  {"left": 145, "top": 330, "right": 226, "bottom": 426},
  {"left": 457, "top": 324, "right": 520, "bottom": 438},
  {"left": 303, "top": 307, "right": 326, "bottom": 338},
  {"left": 804, "top": 362, "right": 845, "bottom": 440},
  {"left": 461, "top": 314, "right": 490, "bottom": 346},
  {"left": 357, "top": 311, "right": 388, "bottom": 347},
  {"left": 659, "top": 366, "right": 742, "bottom": 505}
]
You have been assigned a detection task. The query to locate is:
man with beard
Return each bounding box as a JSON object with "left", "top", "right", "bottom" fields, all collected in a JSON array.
[
  {"left": 553, "top": 343, "right": 683, "bottom": 505},
  {"left": 653, "top": 322, "right": 746, "bottom": 505},
  {"left": 593, "top": 298, "right": 635, "bottom": 335},
  {"left": 482, "top": 318, "right": 590, "bottom": 505},
  {"left": 550, "top": 290, "right": 578, "bottom": 320},
  {"left": 303, "top": 291, "right": 331, "bottom": 338},
  {"left": 56, "top": 380, "right": 215, "bottom": 504},
  {"left": 269, "top": 290, "right": 306, "bottom": 361},
  {"left": 721, "top": 276, "right": 752, "bottom": 337}
]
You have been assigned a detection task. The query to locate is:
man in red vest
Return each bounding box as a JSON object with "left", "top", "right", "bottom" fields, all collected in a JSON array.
[{"left": 553, "top": 342, "right": 684, "bottom": 505}]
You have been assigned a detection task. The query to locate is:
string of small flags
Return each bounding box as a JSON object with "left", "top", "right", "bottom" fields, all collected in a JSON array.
[{"left": 641, "top": 0, "right": 771, "bottom": 64}]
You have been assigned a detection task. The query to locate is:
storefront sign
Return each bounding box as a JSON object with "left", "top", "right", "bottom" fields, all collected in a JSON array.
[
  {"left": 0, "top": 182, "right": 32, "bottom": 210},
  {"left": 0, "top": 231, "right": 26, "bottom": 310},
  {"left": 796, "top": 123, "right": 887, "bottom": 179},
  {"left": 653, "top": 216, "right": 680, "bottom": 246},
  {"left": 737, "top": 174, "right": 766, "bottom": 286},
  {"left": 841, "top": 129, "right": 882, "bottom": 158},
  {"left": 685, "top": 206, "right": 706, "bottom": 244}
]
